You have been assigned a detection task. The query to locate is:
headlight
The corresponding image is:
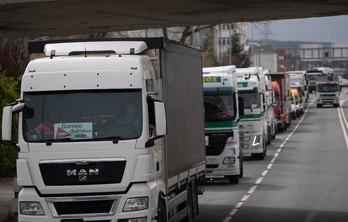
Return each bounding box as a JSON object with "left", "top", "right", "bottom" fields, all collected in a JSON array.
[
  {"left": 223, "top": 157, "right": 235, "bottom": 164},
  {"left": 123, "top": 197, "right": 149, "bottom": 212},
  {"left": 20, "top": 201, "right": 45, "bottom": 215},
  {"left": 252, "top": 135, "right": 261, "bottom": 146}
]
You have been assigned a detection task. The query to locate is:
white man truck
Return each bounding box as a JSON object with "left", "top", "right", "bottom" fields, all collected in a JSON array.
[
  {"left": 237, "top": 67, "right": 267, "bottom": 160},
  {"left": 202, "top": 65, "right": 244, "bottom": 184},
  {"left": 316, "top": 75, "right": 340, "bottom": 107},
  {"left": 2, "top": 38, "right": 206, "bottom": 222}
]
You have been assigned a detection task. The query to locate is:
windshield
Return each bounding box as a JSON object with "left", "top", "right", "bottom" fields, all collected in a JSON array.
[
  {"left": 204, "top": 95, "right": 236, "bottom": 122},
  {"left": 239, "top": 90, "right": 260, "bottom": 109},
  {"left": 23, "top": 89, "right": 143, "bottom": 142},
  {"left": 317, "top": 84, "right": 339, "bottom": 92},
  {"left": 307, "top": 75, "right": 319, "bottom": 80}
]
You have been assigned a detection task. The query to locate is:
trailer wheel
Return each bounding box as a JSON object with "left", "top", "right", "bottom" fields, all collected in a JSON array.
[{"left": 157, "top": 200, "right": 167, "bottom": 222}]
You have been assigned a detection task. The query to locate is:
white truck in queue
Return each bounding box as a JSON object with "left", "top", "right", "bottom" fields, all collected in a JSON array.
[
  {"left": 306, "top": 67, "right": 333, "bottom": 93},
  {"left": 202, "top": 65, "right": 244, "bottom": 184},
  {"left": 316, "top": 75, "right": 340, "bottom": 107},
  {"left": 237, "top": 67, "right": 268, "bottom": 160},
  {"left": 2, "top": 38, "right": 206, "bottom": 222},
  {"left": 263, "top": 69, "right": 277, "bottom": 144}
]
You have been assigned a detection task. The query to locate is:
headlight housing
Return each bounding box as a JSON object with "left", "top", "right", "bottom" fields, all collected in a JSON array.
[
  {"left": 123, "top": 197, "right": 149, "bottom": 212},
  {"left": 252, "top": 135, "right": 261, "bottom": 146},
  {"left": 223, "top": 157, "right": 236, "bottom": 164},
  {"left": 20, "top": 201, "right": 45, "bottom": 215}
]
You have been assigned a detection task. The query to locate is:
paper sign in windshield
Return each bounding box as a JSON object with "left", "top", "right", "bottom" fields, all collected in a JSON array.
[{"left": 54, "top": 123, "right": 93, "bottom": 139}]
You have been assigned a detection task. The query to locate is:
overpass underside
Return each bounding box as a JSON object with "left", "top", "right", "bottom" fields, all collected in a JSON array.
[{"left": 1, "top": 0, "right": 348, "bottom": 38}]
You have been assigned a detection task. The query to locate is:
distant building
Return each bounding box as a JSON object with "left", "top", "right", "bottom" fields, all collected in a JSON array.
[{"left": 213, "top": 23, "right": 247, "bottom": 65}]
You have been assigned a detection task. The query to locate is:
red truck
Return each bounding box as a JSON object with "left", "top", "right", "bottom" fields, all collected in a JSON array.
[{"left": 268, "top": 73, "right": 291, "bottom": 132}]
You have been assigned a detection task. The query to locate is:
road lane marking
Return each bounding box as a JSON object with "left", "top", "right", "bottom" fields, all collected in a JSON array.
[{"left": 338, "top": 95, "right": 348, "bottom": 149}]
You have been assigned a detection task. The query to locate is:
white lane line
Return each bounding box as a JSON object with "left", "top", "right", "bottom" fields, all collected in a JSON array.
[
  {"left": 338, "top": 98, "right": 348, "bottom": 149},
  {"left": 255, "top": 177, "right": 263, "bottom": 184}
]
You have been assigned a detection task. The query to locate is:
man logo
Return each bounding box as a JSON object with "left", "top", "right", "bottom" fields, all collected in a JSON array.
[{"left": 67, "top": 168, "right": 99, "bottom": 176}]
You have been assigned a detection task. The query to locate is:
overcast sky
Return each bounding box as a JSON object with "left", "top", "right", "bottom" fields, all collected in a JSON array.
[{"left": 247, "top": 15, "right": 348, "bottom": 44}]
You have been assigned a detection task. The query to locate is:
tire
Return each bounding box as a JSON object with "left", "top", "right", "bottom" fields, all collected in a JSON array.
[
  {"left": 239, "top": 153, "right": 244, "bottom": 178},
  {"left": 278, "top": 123, "right": 284, "bottom": 133},
  {"left": 157, "top": 200, "right": 167, "bottom": 222},
  {"left": 317, "top": 104, "right": 322, "bottom": 108}
]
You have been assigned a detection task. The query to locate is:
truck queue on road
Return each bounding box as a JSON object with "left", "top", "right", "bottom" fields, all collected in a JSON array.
[{"left": 1, "top": 37, "right": 341, "bottom": 222}]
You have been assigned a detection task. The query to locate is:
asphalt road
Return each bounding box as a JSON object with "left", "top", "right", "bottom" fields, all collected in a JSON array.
[{"left": 195, "top": 91, "right": 348, "bottom": 222}]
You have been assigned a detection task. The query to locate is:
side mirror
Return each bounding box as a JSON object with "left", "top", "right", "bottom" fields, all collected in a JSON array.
[
  {"left": 2, "top": 106, "right": 13, "bottom": 141},
  {"left": 154, "top": 101, "right": 166, "bottom": 137}
]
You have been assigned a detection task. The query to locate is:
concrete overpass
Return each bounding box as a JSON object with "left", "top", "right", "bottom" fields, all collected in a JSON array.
[{"left": 1, "top": 0, "right": 348, "bottom": 38}]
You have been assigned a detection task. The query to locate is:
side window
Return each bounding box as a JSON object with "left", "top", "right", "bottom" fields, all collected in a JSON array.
[{"left": 147, "top": 97, "right": 156, "bottom": 136}]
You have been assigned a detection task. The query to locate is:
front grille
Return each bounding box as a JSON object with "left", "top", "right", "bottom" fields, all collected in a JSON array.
[
  {"left": 39, "top": 158, "right": 126, "bottom": 186},
  {"left": 54, "top": 200, "right": 114, "bottom": 215},
  {"left": 205, "top": 132, "right": 232, "bottom": 155}
]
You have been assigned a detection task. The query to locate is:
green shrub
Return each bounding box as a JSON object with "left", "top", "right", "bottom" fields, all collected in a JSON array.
[{"left": 0, "top": 69, "right": 20, "bottom": 177}]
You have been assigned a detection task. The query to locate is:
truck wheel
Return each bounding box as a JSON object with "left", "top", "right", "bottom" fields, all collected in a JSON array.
[
  {"left": 317, "top": 104, "right": 322, "bottom": 108},
  {"left": 278, "top": 124, "right": 284, "bottom": 133},
  {"left": 267, "top": 127, "right": 271, "bottom": 145},
  {"left": 239, "top": 154, "right": 244, "bottom": 178},
  {"left": 157, "top": 200, "right": 167, "bottom": 222},
  {"left": 334, "top": 103, "right": 339, "bottom": 107},
  {"left": 297, "top": 111, "right": 300, "bottom": 118}
]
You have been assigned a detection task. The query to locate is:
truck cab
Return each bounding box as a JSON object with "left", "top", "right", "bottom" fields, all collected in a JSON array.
[
  {"left": 316, "top": 76, "right": 340, "bottom": 107},
  {"left": 237, "top": 67, "right": 267, "bottom": 160},
  {"left": 203, "top": 65, "right": 244, "bottom": 183},
  {"left": 2, "top": 39, "right": 206, "bottom": 222}
]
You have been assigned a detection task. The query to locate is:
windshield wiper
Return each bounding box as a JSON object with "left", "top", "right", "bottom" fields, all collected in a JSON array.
[
  {"left": 44, "top": 136, "right": 124, "bottom": 145},
  {"left": 45, "top": 138, "right": 74, "bottom": 146},
  {"left": 94, "top": 136, "right": 124, "bottom": 144}
]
